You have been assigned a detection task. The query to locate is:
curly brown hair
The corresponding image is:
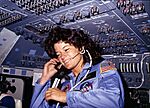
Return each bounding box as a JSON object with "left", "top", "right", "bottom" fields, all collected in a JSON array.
[{"left": 44, "top": 26, "right": 103, "bottom": 65}]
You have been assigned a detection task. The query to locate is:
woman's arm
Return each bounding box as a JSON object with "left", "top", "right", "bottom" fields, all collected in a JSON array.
[
  {"left": 30, "top": 81, "right": 51, "bottom": 108},
  {"left": 66, "top": 70, "right": 124, "bottom": 108}
]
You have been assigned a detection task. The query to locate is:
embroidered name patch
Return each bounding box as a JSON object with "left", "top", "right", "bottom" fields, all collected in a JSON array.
[{"left": 80, "top": 82, "right": 93, "bottom": 93}]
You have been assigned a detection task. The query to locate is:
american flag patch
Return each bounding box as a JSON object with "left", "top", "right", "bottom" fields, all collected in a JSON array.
[{"left": 100, "top": 61, "right": 117, "bottom": 73}]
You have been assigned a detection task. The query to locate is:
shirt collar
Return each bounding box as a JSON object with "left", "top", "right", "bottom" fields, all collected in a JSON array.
[{"left": 69, "top": 62, "right": 91, "bottom": 79}]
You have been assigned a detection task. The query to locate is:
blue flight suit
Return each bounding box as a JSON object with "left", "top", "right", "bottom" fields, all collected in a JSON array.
[{"left": 30, "top": 60, "right": 124, "bottom": 108}]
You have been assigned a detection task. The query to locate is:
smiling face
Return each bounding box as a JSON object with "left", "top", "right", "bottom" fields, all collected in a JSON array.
[{"left": 54, "top": 40, "right": 84, "bottom": 75}]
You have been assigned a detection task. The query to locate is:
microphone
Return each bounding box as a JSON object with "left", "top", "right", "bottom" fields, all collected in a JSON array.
[
  {"left": 70, "top": 48, "right": 85, "bottom": 60},
  {"left": 70, "top": 52, "right": 80, "bottom": 60},
  {"left": 51, "top": 63, "right": 66, "bottom": 88},
  {"left": 51, "top": 63, "right": 62, "bottom": 88}
]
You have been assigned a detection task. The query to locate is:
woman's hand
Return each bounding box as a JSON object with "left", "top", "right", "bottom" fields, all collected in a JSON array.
[
  {"left": 45, "top": 88, "right": 67, "bottom": 103},
  {"left": 39, "top": 58, "right": 60, "bottom": 85}
]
